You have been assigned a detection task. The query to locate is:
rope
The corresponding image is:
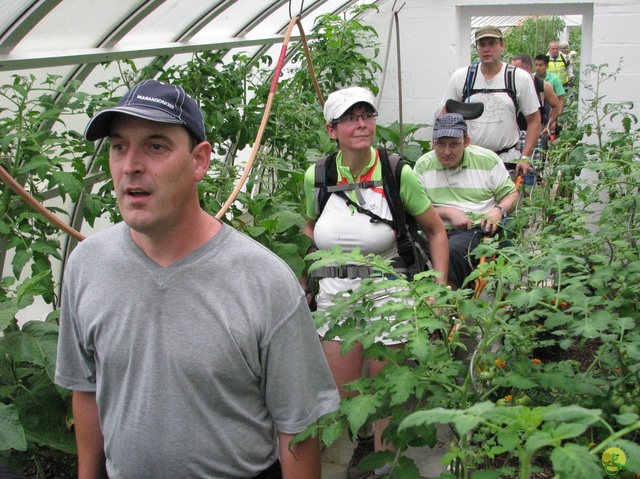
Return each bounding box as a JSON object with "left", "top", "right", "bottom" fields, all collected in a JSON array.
[
  {"left": 289, "top": 0, "right": 304, "bottom": 20},
  {"left": 375, "top": 2, "right": 397, "bottom": 110},
  {"left": 0, "top": 164, "right": 85, "bottom": 242},
  {"left": 394, "top": 7, "right": 404, "bottom": 156},
  {"left": 216, "top": 15, "right": 323, "bottom": 219},
  {"left": 296, "top": 18, "right": 324, "bottom": 107}
]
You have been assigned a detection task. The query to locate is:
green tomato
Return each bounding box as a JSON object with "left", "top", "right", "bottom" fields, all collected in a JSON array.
[
  {"left": 479, "top": 369, "right": 495, "bottom": 380},
  {"left": 610, "top": 395, "right": 626, "bottom": 410},
  {"left": 517, "top": 344, "right": 532, "bottom": 355},
  {"left": 496, "top": 398, "right": 508, "bottom": 407},
  {"left": 619, "top": 404, "right": 640, "bottom": 415},
  {"left": 515, "top": 395, "right": 531, "bottom": 406}
]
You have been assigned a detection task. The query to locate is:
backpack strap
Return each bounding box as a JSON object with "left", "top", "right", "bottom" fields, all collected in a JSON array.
[
  {"left": 314, "top": 152, "right": 385, "bottom": 219},
  {"left": 464, "top": 63, "right": 520, "bottom": 118},
  {"left": 379, "top": 149, "right": 404, "bottom": 231},
  {"left": 378, "top": 149, "right": 419, "bottom": 268},
  {"left": 334, "top": 190, "right": 393, "bottom": 227},
  {"left": 504, "top": 64, "right": 519, "bottom": 115},
  {"left": 314, "top": 152, "right": 337, "bottom": 218},
  {"left": 313, "top": 148, "right": 423, "bottom": 273},
  {"left": 462, "top": 64, "right": 479, "bottom": 103},
  {"left": 560, "top": 52, "right": 569, "bottom": 67}
]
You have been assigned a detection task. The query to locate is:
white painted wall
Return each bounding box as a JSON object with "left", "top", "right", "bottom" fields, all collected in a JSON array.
[{"left": 361, "top": 0, "right": 638, "bottom": 137}]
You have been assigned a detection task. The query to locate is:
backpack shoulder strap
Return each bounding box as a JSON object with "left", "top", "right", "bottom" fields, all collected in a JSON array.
[
  {"left": 314, "top": 152, "right": 338, "bottom": 218},
  {"left": 462, "top": 64, "right": 479, "bottom": 103},
  {"left": 534, "top": 76, "right": 545, "bottom": 105},
  {"left": 378, "top": 149, "right": 420, "bottom": 268},
  {"left": 504, "top": 64, "right": 519, "bottom": 114},
  {"left": 378, "top": 149, "right": 405, "bottom": 229},
  {"left": 560, "top": 53, "right": 569, "bottom": 67}
]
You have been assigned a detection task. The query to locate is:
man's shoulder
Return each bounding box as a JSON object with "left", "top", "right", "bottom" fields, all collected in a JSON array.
[
  {"left": 226, "top": 226, "right": 299, "bottom": 280},
  {"left": 510, "top": 64, "right": 531, "bottom": 79},
  {"left": 414, "top": 151, "right": 439, "bottom": 173},
  {"left": 68, "top": 223, "right": 125, "bottom": 257},
  {"left": 465, "top": 145, "right": 502, "bottom": 165},
  {"left": 509, "top": 66, "right": 535, "bottom": 89},
  {"left": 546, "top": 72, "right": 561, "bottom": 82},
  {"left": 451, "top": 65, "right": 473, "bottom": 82}
]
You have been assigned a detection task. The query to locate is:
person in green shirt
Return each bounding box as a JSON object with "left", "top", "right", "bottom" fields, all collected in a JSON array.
[{"left": 534, "top": 54, "right": 565, "bottom": 116}]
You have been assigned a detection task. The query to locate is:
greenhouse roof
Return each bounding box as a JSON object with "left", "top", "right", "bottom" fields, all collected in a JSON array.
[{"left": 0, "top": 0, "right": 373, "bottom": 82}]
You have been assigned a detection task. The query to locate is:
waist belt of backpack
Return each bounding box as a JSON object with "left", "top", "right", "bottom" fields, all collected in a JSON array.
[
  {"left": 310, "top": 265, "right": 377, "bottom": 279},
  {"left": 310, "top": 260, "right": 407, "bottom": 279},
  {"left": 494, "top": 142, "right": 519, "bottom": 157}
]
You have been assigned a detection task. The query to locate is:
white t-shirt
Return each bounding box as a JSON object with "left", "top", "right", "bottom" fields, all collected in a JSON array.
[{"left": 440, "top": 62, "right": 540, "bottom": 162}]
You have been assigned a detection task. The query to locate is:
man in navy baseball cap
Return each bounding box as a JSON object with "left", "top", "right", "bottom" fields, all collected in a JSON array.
[
  {"left": 413, "top": 112, "right": 519, "bottom": 289},
  {"left": 85, "top": 79, "right": 206, "bottom": 143},
  {"left": 56, "top": 78, "right": 341, "bottom": 478}
]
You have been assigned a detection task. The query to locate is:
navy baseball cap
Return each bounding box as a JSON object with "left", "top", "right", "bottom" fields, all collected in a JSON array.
[
  {"left": 433, "top": 113, "right": 467, "bottom": 139},
  {"left": 85, "top": 80, "right": 206, "bottom": 143}
]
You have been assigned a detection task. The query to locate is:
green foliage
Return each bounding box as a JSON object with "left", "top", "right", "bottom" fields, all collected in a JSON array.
[
  {"left": 0, "top": 274, "right": 75, "bottom": 465},
  {"left": 502, "top": 16, "right": 566, "bottom": 61},
  {"left": 0, "top": 75, "right": 94, "bottom": 301},
  {"left": 0, "top": 3, "right": 387, "bottom": 466},
  {"left": 293, "top": 3, "right": 383, "bottom": 94},
  {"left": 157, "top": 3, "right": 384, "bottom": 276},
  {"left": 375, "top": 122, "right": 431, "bottom": 165},
  {"left": 569, "top": 28, "right": 582, "bottom": 54},
  {"left": 159, "top": 51, "right": 270, "bottom": 158},
  {"left": 302, "top": 64, "right": 640, "bottom": 478},
  {"left": 0, "top": 4, "right": 636, "bottom": 477}
]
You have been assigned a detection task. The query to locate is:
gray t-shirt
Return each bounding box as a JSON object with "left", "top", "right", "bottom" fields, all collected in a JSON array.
[{"left": 55, "top": 222, "right": 339, "bottom": 479}]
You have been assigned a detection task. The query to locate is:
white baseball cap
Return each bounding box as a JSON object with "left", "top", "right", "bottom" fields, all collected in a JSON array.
[{"left": 323, "top": 87, "right": 377, "bottom": 124}]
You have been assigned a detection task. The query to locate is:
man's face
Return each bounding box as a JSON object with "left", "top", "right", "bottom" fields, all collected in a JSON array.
[
  {"left": 548, "top": 42, "right": 560, "bottom": 57},
  {"left": 433, "top": 135, "right": 470, "bottom": 169},
  {"left": 108, "top": 115, "right": 209, "bottom": 237},
  {"left": 475, "top": 38, "right": 504, "bottom": 66},
  {"left": 326, "top": 104, "right": 376, "bottom": 154},
  {"left": 534, "top": 60, "right": 548, "bottom": 78}
]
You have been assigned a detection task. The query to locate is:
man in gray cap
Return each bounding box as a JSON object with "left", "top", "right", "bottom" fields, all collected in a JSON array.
[
  {"left": 439, "top": 25, "right": 541, "bottom": 178},
  {"left": 55, "top": 79, "right": 340, "bottom": 479},
  {"left": 414, "top": 113, "right": 519, "bottom": 289}
]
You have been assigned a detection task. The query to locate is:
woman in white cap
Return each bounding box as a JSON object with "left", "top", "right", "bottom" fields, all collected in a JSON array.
[{"left": 303, "top": 86, "right": 449, "bottom": 478}]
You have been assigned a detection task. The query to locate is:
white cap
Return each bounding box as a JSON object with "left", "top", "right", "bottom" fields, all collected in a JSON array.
[{"left": 323, "top": 87, "right": 377, "bottom": 124}]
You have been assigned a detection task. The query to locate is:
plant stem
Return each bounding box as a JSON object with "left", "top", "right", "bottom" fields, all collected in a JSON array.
[
  {"left": 519, "top": 450, "right": 532, "bottom": 479},
  {"left": 590, "top": 420, "right": 640, "bottom": 455}
]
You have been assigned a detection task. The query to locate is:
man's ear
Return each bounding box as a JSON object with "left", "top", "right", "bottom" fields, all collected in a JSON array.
[
  {"left": 463, "top": 134, "right": 472, "bottom": 148},
  {"left": 193, "top": 141, "right": 212, "bottom": 181}
]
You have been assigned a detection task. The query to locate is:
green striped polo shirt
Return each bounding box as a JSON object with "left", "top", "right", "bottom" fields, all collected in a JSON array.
[{"left": 413, "top": 144, "right": 516, "bottom": 226}]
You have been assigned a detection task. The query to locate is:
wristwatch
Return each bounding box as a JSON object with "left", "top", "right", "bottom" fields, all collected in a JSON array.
[{"left": 493, "top": 205, "right": 507, "bottom": 218}]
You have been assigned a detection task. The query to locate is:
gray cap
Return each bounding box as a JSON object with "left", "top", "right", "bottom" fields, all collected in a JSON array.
[
  {"left": 475, "top": 25, "right": 503, "bottom": 41},
  {"left": 433, "top": 113, "right": 467, "bottom": 139}
]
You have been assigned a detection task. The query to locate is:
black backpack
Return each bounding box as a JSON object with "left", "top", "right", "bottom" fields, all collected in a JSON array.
[
  {"left": 462, "top": 63, "right": 540, "bottom": 131},
  {"left": 314, "top": 148, "right": 428, "bottom": 275}
]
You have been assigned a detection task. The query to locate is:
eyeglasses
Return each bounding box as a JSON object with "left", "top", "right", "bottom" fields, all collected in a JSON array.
[
  {"left": 433, "top": 141, "right": 465, "bottom": 150},
  {"left": 333, "top": 112, "right": 378, "bottom": 125}
]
